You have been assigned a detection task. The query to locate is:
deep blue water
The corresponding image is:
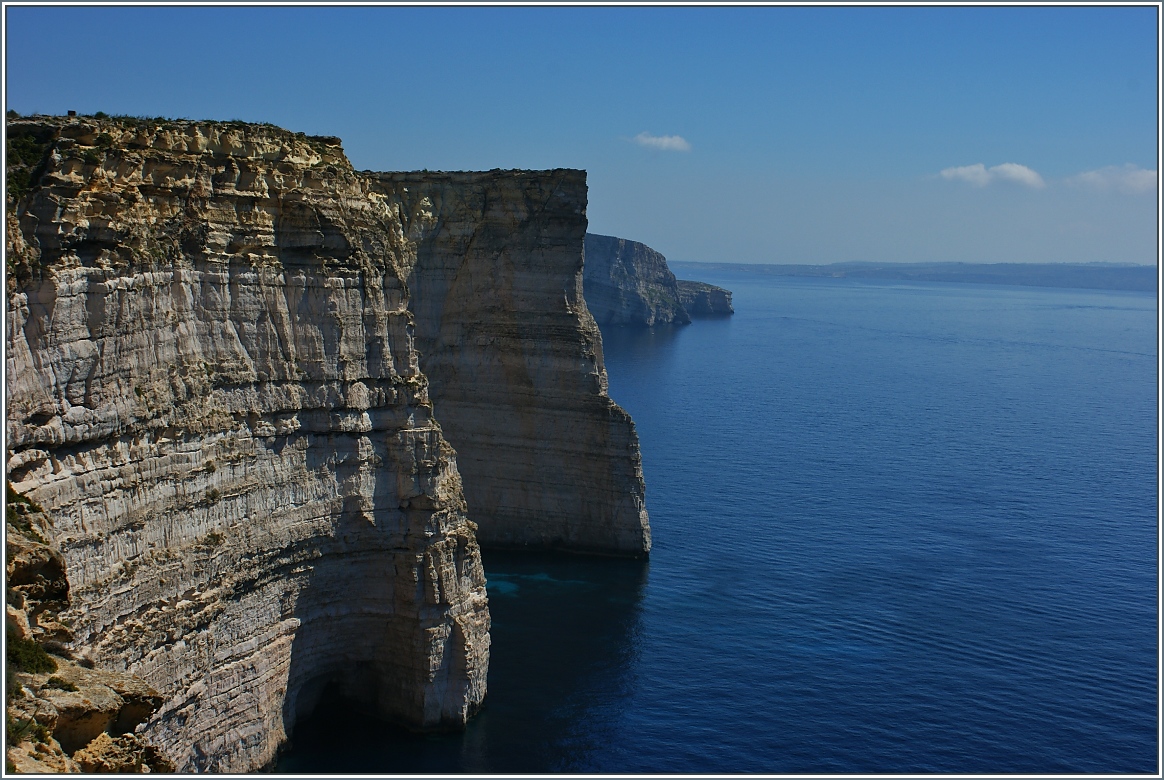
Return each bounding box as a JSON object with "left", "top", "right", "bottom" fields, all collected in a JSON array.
[{"left": 279, "top": 271, "right": 1158, "bottom": 773}]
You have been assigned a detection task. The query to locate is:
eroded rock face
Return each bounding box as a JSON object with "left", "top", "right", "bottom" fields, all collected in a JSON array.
[
  {"left": 6, "top": 116, "right": 490, "bottom": 771},
  {"left": 677, "top": 280, "right": 734, "bottom": 317},
  {"left": 72, "top": 732, "right": 176, "bottom": 773},
  {"left": 582, "top": 232, "right": 690, "bottom": 327},
  {"left": 371, "top": 174, "right": 651, "bottom": 556}
]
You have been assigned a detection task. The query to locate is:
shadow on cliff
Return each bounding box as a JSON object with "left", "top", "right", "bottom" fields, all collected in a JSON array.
[
  {"left": 273, "top": 441, "right": 452, "bottom": 769},
  {"left": 276, "top": 550, "right": 649, "bottom": 773}
]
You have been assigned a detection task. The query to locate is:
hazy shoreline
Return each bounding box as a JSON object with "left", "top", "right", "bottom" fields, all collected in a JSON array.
[{"left": 669, "top": 261, "right": 1157, "bottom": 293}]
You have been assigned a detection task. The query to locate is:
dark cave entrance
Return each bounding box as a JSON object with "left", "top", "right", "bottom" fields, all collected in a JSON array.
[{"left": 287, "top": 679, "right": 388, "bottom": 747}]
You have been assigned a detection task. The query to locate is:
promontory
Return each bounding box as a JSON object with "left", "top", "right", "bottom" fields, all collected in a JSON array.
[{"left": 5, "top": 115, "right": 650, "bottom": 771}]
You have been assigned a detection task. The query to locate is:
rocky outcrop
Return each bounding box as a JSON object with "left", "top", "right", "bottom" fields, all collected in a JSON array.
[
  {"left": 676, "top": 280, "right": 734, "bottom": 317},
  {"left": 7, "top": 656, "right": 176, "bottom": 773},
  {"left": 582, "top": 233, "right": 690, "bottom": 327},
  {"left": 371, "top": 176, "right": 651, "bottom": 557},
  {"left": 6, "top": 116, "right": 490, "bottom": 771},
  {"left": 5, "top": 491, "right": 174, "bottom": 773},
  {"left": 72, "top": 732, "right": 175, "bottom": 773},
  {"left": 5, "top": 115, "right": 651, "bottom": 771}
]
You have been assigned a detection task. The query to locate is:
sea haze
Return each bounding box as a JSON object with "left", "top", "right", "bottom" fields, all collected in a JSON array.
[{"left": 279, "top": 269, "right": 1157, "bottom": 773}]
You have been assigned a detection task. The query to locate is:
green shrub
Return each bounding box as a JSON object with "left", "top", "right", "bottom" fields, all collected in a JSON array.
[
  {"left": 7, "top": 135, "right": 47, "bottom": 168},
  {"left": 6, "top": 482, "right": 43, "bottom": 514},
  {"left": 43, "top": 676, "right": 78, "bottom": 692},
  {"left": 7, "top": 629, "right": 57, "bottom": 674},
  {"left": 6, "top": 482, "right": 48, "bottom": 542},
  {"left": 5, "top": 134, "right": 50, "bottom": 200},
  {"left": 7, "top": 665, "right": 24, "bottom": 700}
]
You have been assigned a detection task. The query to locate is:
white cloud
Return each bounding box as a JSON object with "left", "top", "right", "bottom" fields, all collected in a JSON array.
[
  {"left": 940, "top": 163, "right": 991, "bottom": 186},
  {"left": 1068, "top": 164, "right": 1157, "bottom": 195},
  {"left": 633, "top": 132, "right": 691, "bottom": 152},
  {"left": 990, "top": 162, "right": 1046, "bottom": 189},
  {"left": 940, "top": 162, "right": 1045, "bottom": 189}
]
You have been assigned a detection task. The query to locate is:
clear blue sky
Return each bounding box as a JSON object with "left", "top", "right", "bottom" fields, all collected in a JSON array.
[{"left": 5, "top": 5, "right": 1158, "bottom": 265}]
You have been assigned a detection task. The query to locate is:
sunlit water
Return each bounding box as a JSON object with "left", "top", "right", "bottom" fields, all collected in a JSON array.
[{"left": 278, "top": 271, "right": 1157, "bottom": 773}]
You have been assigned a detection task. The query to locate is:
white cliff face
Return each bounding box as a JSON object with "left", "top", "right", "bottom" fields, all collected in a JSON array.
[
  {"left": 372, "top": 172, "right": 652, "bottom": 557},
  {"left": 6, "top": 116, "right": 654, "bottom": 772},
  {"left": 6, "top": 117, "right": 489, "bottom": 771}
]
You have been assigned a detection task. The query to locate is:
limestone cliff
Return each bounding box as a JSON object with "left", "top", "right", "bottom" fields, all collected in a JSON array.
[
  {"left": 5, "top": 114, "right": 651, "bottom": 772},
  {"left": 676, "top": 280, "right": 734, "bottom": 317},
  {"left": 5, "top": 116, "right": 491, "bottom": 771},
  {"left": 372, "top": 175, "right": 651, "bottom": 557},
  {"left": 582, "top": 233, "right": 690, "bottom": 327}
]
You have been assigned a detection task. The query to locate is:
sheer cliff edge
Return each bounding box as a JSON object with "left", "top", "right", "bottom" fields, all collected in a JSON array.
[{"left": 5, "top": 116, "right": 650, "bottom": 772}]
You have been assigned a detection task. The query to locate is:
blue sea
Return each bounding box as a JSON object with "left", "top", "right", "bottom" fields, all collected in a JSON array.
[{"left": 279, "top": 269, "right": 1158, "bottom": 774}]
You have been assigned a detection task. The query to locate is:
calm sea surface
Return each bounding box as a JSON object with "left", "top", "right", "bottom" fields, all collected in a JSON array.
[{"left": 279, "top": 270, "right": 1158, "bottom": 773}]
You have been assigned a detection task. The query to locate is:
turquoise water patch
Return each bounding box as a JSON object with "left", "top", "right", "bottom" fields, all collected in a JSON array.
[{"left": 487, "top": 577, "right": 520, "bottom": 596}]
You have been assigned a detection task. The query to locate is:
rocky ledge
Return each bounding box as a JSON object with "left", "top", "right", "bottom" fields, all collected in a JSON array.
[{"left": 5, "top": 114, "right": 649, "bottom": 771}]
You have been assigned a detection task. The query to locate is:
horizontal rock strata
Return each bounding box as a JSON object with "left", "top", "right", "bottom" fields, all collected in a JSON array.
[
  {"left": 6, "top": 116, "right": 491, "bottom": 771},
  {"left": 582, "top": 232, "right": 690, "bottom": 327},
  {"left": 677, "top": 279, "right": 734, "bottom": 316},
  {"left": 6, "top": 115, "right": 656, "bottom": 772},
  {"left": 370, "top": 173, "right": 651, "bottom": 557}
]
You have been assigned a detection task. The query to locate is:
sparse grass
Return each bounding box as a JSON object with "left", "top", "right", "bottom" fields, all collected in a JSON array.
[{"left": 6, "top": 713, "right": 49, "bottom": 745}]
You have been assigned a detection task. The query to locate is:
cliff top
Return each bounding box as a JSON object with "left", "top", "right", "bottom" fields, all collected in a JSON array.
[
  {"left": 6, "top": 113, "right": 352, "bottom": 177},
  {"left": 6, "top": 111, "right": 344, "bottom": 145},
  {"left": 6, "top": 113, "right": 585, "bottom": 196}
]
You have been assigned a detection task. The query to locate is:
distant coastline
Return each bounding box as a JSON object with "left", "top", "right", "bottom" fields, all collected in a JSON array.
[{"left": 669, "top": 261, "right": 1158, "bottom": 293}]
